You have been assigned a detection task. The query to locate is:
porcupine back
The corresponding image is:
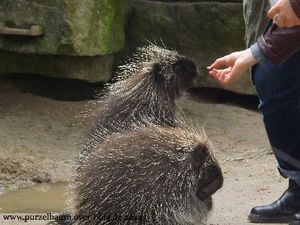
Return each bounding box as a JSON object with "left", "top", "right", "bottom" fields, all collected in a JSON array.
[{"left": 77, "top": 45, "right": 198, "bottom": 173}]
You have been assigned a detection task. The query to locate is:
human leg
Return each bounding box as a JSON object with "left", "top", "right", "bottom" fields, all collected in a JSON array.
[{"left": 248, "top": 51, "right": 300, "bottom": 223}]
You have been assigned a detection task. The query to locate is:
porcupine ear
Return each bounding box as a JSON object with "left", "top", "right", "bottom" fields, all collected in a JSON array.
[
  {"left": 152, "top": 63, "right": 164, "bottom": 83},
  {"left": 191, "top": 144, "right": 209, "bottom": 170}
]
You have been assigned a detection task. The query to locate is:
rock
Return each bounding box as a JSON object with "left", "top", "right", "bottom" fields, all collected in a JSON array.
[
  {"left": 0, "top": 0, "right": 129, "bottom": 82},
  {"left": 0, "top": 0, "right": 129, "bottom": 56},
  {"left": 31, "top": 173, "right": 51, "bottom": 184},
  {"left": 126, "top": 0, "right": 255, "bottom": 94},
  {"left": 0, "top": 50, "right": 114, "bottom": 82}
]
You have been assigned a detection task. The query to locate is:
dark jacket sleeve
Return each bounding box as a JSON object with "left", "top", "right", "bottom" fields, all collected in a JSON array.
[
  {"left": 257, "top": 23, "right": 300, "bottom": 64},
  {"left": 290, "top": 0, "right": 300, "bottom": 19}
]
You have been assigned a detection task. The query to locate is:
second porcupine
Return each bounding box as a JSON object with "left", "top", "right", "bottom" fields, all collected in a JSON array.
[
  {"left": 78, "top": 45, "right": 198, "bottom": 172},
  {"left": 74, "top": 123, "right": 223, "bottom": 225}
]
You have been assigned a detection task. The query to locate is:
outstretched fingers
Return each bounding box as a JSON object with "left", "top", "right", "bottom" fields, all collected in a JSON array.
[{"left": 208, "top": 67, "right": 232, "bottom": 85}]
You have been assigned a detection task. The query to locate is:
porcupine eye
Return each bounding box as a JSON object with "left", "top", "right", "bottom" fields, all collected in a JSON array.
[
  {"left": 152, "top": 63, "right": 165, "bottom": 83},
  {"left": 173, "top": 64, "right": 182, "bottom": 72},
  {"left": 191, "top": 144, "right": 209, "bottom": 171}
]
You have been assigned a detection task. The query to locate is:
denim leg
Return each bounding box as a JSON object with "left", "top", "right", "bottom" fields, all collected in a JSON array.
[{"left": 253, "top": 50, "right": 300, "bottom": 181}]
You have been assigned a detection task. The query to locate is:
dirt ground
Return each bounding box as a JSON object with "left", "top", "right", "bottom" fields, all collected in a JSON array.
[{"left": 0, "top": 76, "right": 288, "bottom": 225}]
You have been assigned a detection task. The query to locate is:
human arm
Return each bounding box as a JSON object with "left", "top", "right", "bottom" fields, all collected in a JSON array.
[
  {"left": 256, "top": 23, "right": 300, "bottom": 64},
  {"left": 208, "top": 21, "right": 300, "bottom": 84},
  {"left": 208, "top": 0, "right": 300, "bottom": 85},
  {"left": 252, "top": 0, "right": 300, "bottom": 64},
  {"left": 253, "top": 0, "right": 300, "bottom": 64}
]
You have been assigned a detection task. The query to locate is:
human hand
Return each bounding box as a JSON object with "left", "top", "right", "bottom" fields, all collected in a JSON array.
[
  {"left": 268, "top": 0, "right": 300, "bottom": 27},
  {"left": 207, "top": 49, "right": 257, "bottom": 85}
]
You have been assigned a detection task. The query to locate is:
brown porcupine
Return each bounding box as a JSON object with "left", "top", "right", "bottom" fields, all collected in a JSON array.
[
  {"left": 78, "top": 45, "right": 198, "bottom": 173},
  {"left": 74, "top": 123, "right": 223, "bottom": 225}
]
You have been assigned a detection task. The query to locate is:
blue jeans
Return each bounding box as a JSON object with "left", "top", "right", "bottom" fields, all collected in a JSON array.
[{"left": 253, "top": 51, "right": 300, "bottom": 184}]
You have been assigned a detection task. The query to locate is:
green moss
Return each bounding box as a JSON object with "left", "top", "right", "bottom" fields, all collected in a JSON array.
[
  {"left": 61, "top": 0, "right": 128, "bottom": 55},
  {"left": 0, "top": 0, "right": 129, "bottom": 56}
]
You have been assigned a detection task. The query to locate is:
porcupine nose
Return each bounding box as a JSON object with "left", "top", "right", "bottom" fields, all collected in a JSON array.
[
  {"left": 178, "top": 57, "right": 198, "bottom": 88},
  {"left": 196, "top": 165, "right": 223, "bottom": 202},
  {"left": 202, "top": 168, "right": 223, "bottom": 197}
]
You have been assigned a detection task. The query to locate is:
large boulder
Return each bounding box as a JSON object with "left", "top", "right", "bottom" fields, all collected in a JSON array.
[
  {"left": 0, "top": 0, "right": 128, "bottom": 56},
  {"left": 0, "top": 0, "right": 128, "bottom": 81},
  {"left": 126, "top": 0, "right": 255, "bottom": 94}
]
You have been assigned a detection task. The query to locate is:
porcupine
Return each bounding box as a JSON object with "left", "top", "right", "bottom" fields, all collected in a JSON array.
[
  {"left": 77, "top": 45, "right": 198, "bottom": 174},
  {"left": 75, "top": 123, "right": 223, "bottom": 225}
]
